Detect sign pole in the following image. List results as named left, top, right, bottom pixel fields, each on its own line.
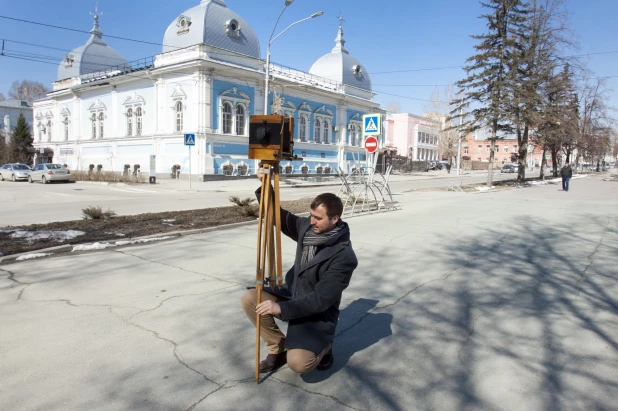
left=189, top=145, right=192, bottom=190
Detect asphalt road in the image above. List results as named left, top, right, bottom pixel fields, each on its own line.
left=0, top=169, right=538, bottom=226
left=1, top=174, right=616, bottom=410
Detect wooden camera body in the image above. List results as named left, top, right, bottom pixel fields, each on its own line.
left=248, top=115, right=296, bottom=162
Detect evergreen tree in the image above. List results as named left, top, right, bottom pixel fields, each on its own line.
left=8, top=114, right=34, bottom=164
left=453, top=0, right=530, bottom=186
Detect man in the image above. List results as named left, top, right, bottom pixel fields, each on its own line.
left=241, top=167, right=358, bottom=374
left=561, top=161, right=573, bottom=191
left=446, top=162, right=452, bottom=174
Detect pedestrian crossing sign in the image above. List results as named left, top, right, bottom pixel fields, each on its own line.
left=184, top=134, right=196, bottom=146
left=362, top=114, right=381, bottom=135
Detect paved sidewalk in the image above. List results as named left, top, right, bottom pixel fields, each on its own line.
left=1, top=178, right=617, bottom=410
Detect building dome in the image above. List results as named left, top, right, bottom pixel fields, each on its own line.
left=309, top=23, right=371, bottom=92
left=57, top=12, right=129, bottom=81
left=162, top=0, right=260, bottom=58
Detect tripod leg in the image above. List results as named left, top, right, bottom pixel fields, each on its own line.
left=273, top=171, right=284, bottom=288
left=255, top=165, right=271, bottom=383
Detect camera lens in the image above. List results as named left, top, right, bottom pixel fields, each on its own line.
left=256, top=126, right=269, bottom=142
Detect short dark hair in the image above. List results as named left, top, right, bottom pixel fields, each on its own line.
left=311, top=193, right=343, bottom=219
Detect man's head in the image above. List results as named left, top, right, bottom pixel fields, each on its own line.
left=309, top=193, right=343, bottom=234
left=565, top=161, right=570, bottom=166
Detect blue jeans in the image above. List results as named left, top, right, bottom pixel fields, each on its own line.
left=562, top=176, right=571, bottom=191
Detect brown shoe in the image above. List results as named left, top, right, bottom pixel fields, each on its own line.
left=259, top=352, right=287, bottom=373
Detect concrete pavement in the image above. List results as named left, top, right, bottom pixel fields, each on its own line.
left=1, top=175, right=617, bottom=410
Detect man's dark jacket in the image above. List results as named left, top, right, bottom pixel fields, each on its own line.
left=255, top=188, right=358, bottom=354
left=561, top=165, right=573, bottom=178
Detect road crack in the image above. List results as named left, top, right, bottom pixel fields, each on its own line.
left=1, top=267, right=32, bottom=301
left=271, top=376, right=363, bottom=410
left=576, top=215, right=611, bottom=295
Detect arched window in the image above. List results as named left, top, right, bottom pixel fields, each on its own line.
left=136, top=107, right=142, bottom=136
left=354, top=125, right=361, bottom=146
left=176, top=102, right=183, bottom=132
left=91, top=113, right=97, bottom=138
left=64, top=116, right=69, bottom=141
left=300, top=116, right=307, bottom=142
left=235, top=104, right=245, bottom=135
left=222, top=102, right=232, bottom=134
left=323, top=120, right=329, bottom=144
left=127, top=108, right=133, bottom=136
left=47, top=120, right=52, bottom=142
left=314, top=119, right=321, bottom=143
left=98, top=112, right=105, bottom=138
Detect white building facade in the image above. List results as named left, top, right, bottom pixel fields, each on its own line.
left=0, top=100, right=33, bottom=144
left=33, top=0, right=384, bottom=175
left=384, top=113, right=441, bottom=160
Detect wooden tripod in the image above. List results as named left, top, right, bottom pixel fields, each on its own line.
left=255, top=162, right=284, bottom=383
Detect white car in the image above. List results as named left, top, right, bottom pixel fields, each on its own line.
left=0, top=163, right=32, bottom=181
left=28, top=163, right=71, bottom=184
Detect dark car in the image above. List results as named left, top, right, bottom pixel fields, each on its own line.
left=428, top=161, right=443, bottom=170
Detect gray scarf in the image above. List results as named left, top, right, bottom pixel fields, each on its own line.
left=300, top=224, right=344, bottom=268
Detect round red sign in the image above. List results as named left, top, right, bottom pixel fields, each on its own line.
left=364, top=136, right=379, bottom=153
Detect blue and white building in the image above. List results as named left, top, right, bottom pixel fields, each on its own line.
left=33, top=0, right=384, bottom=175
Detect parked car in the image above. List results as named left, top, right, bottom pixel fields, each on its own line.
left=501, top=164, right=519, bottom=173
left=28, top=163, right=71, bottom=183
left=428, top=161, right=443, bottom=170
left=0, top=163, right=32, bottom=182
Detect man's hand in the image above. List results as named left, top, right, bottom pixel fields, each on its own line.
left=256, top=300, right=281, bottom=317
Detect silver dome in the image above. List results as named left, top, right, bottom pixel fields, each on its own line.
left=162, top=0, right=260, bottom=59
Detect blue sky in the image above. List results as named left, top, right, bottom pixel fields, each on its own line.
left=0, top=0, right=616, bottom=115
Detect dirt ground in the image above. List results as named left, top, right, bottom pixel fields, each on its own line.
left=0, top=198, right=313, bottom=256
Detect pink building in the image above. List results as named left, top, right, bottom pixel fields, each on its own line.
left=384, top=113, right=441, bottom=160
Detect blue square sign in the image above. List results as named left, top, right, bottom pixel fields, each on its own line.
left=184, top=134, right=196, bottom=146
left=362, top=114, right=381, bottom=135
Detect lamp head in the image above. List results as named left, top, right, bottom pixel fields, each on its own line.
left=285, top=0, right=294, bottom=6
left=311, top=11, right=324, bottom=18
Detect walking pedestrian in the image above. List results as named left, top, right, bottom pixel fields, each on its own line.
left=446, top=162, right=451, bottom=174
left=561, top=161, right=573, bottom=192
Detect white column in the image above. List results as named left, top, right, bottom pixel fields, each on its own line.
left=111, top=89, right=118, bottom=137
left=156, top=78, right=166, bottom=134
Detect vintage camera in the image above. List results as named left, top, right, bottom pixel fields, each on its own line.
left=248, top=114, right=297, bottom=162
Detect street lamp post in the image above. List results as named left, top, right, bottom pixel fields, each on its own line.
left=264, top=1, right=323, bottom=114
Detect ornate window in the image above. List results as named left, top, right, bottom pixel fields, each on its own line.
left=222, top=102, right=232, bottom=134
left=354, top=125, right=361, bottom=146
left=47, top=120, right=52, bottom=142
left=176, top=101, right=183, bottom=132
left=136, top=107, right=143, bottom=136
left=235, top=104, right=245, bottom=135
left=300, top=116, right=307, bottom=142
left=314, top=118, right=321, bottom=143
left=127, top=108, right=133, bottom=136
left=99, top=112, right=105, bottom=139
left=91, top=113, right=97, bottom=138
left=323, top=120, right=330, bottom=144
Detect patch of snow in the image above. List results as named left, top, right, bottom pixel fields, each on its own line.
left=72, top=242, right=116, bottom=252
left=11, top=230, right=85, bottom=243
left=16, top=253, right=53, bottom=261
left=475, top=186, right=495, bottom=192
left=162, top=219, right=176, bottom=223
left=115, top=236, right=173, bottom=246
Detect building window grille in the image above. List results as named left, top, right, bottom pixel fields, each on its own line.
left=63, top=117, right=69, bottom=141
left=47, top=120, right=52, bottom=142
left=314, top=119, right=321, bottom=143
left=92, top=113, right=97, bottom=138
left=176, top=102, right=183, bottom=132
left=323, top=120, right=329, bottom=144
left=235, top=104, right=245, bottom=135
left=99, top=112, right=105, bottom=138
left=136, top=107, right=143, bottom=136
left=222, top=102, right=232, bottom=134
left=300, top=116, right=307, bottom=142
left=127, top=108, right=133, bottom=136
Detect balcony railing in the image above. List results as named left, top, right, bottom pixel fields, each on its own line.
left=81, top=56, right=156, bottom=83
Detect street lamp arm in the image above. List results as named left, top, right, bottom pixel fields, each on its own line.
left=270, top=12, right=323, bottom=45
left=269, top=7, right=288, bottom=46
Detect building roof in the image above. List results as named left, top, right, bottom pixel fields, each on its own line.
left=309, top=22, right=372, bottom=93
left=0, top=99, right=32, bottom=109
left=57, top=11, right=129, bottom=81
left=161, top=0, right=260, bottom=58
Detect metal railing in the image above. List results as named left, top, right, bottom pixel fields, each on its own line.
left=81, top=56, right=156, bottom=83
left=269, top=62, right=341, bottom=92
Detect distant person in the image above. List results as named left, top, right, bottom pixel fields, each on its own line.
left=561, top=161, right=573, bottom=192
left=446, top=162, right=452, bottom=174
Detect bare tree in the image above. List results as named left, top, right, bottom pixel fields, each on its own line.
left=8, top=80, right=50, bottom=102
left=424, top=85, right=461, bottom=163
left=0, top=92, right=5, bottom=102
left=578, top=77, right=616, bottom=169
